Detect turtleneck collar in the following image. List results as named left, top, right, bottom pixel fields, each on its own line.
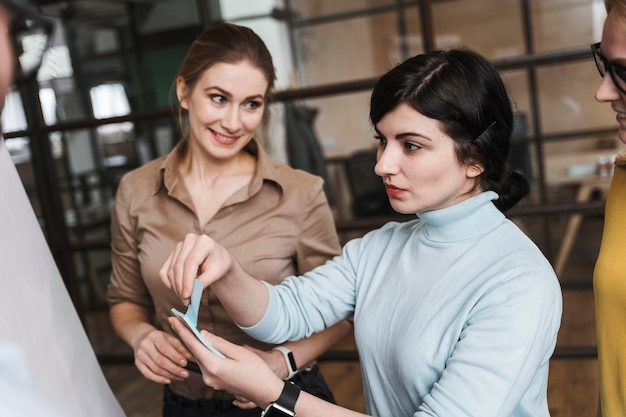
left=416, top=191, right=505, bottom=243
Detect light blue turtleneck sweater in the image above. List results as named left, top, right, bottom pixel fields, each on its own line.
left=245, top=192, right=562, bottom=417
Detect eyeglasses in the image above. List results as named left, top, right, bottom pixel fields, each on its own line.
left=8, top=7, right=55, bottom=82
left=591, top=42, right=626, bottom=95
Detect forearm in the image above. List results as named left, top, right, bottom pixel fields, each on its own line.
left=110, top=302, right=156, bottom=350
left=258, top=383, right=368, bottom=417
left=292, top=390, right=368, bottom=417
left=211, top=260, right=270, bottom=327
left=251, top=370, right=367, bottom=417
left=161, top=233, right=272, bottom=326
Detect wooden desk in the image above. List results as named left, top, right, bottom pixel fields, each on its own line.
left=544, top=149, right=616, bottom=277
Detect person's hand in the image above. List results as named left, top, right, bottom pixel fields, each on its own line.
left=168, top=316, right=284, bottom=409
left=159, top=233, right=235, bottom=305
left=231, top=395, right=258, bottom=410
left=228, top=346, right=288, bottom=409
left=244, top=345, right=290, bottom=380
left=131, top=327, right=193, bottom=384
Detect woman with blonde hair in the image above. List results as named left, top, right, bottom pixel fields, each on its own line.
left=106, top=22, right=349, bottom=417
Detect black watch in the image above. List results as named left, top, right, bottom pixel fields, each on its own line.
left=261, top=381, right=301, bottom=417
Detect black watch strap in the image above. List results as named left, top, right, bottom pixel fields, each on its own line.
left=277, top=381, right=300, bottom=412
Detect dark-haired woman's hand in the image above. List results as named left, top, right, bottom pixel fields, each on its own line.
left=159, top=233, right=235, bottom=305
left=168, top=316, right=284, bottom=409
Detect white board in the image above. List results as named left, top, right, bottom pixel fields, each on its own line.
left=0, top=139, right=125, bottom=417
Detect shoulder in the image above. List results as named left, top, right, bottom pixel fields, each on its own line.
left=270, top=159, right=325, bottom=195
left=118, top=157, right=165, bottom=189
left=366, top=219, right=422, bottom=239
left=469, top=225, right=562, bottom=330
left=492, top=220, right=555, bottom=270
left=486, top=221, right=561, bottom=299
left=254, top=143, right=325, bottom=195
left=115, top=156, right=166, bottom=204
left=345, top=219, right=421, bottom=254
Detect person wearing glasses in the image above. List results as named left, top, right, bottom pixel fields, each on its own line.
left=591, top=1, right=626, bottom=416
left=1, top=1, right=125, bottom=416
left=160, top=48, right=562, bottom=417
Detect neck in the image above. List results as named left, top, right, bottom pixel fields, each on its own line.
left=179, top=145, right=254, bottom=186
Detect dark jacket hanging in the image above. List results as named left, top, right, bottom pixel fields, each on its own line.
left=284, top=102, right=335, bottom=206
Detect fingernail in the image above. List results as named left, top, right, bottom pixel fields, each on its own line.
left=181, top=371, right=189, bottom=378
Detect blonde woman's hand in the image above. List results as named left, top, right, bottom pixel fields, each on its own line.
left=132, top=327, right=193, bottom=384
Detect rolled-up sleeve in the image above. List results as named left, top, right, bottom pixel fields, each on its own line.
left=295, top=176, right=341, bottom=274
left=106, top=175, right=153, bottom=309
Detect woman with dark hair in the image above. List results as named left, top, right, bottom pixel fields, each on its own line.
left=369, top=48, right=529, bottom=213
left=161, top=48, right=562, bottom=417
left=106, top=22, right=349, bottom=417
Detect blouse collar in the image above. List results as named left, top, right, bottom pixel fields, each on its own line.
left=155, top=138, right=285, bottom=201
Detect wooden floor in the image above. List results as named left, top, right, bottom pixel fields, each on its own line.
left=90, top=210, right=602, bottom=417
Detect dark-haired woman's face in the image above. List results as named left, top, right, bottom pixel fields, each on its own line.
left=373, top=103, right=483, bottom=214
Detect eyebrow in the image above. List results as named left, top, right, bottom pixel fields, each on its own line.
left=396, top=132, right=432, bottom=141
left=375, top=128, right=433, bottom=141
left=597, top=47, right=626, bottom=70
left=207, top=86, right=265, bottom=102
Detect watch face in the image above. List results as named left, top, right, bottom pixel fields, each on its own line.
left=286, top=352, right=297, bottom=372
left=262, top=404, right=294, bottom=417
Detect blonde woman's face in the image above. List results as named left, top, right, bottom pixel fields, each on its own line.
left=176, top=60, right=268, bottom=160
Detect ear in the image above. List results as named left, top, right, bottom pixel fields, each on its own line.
left=176, top=76, right=189, bottom=110
left=465, top=162, right=484, bottom=179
